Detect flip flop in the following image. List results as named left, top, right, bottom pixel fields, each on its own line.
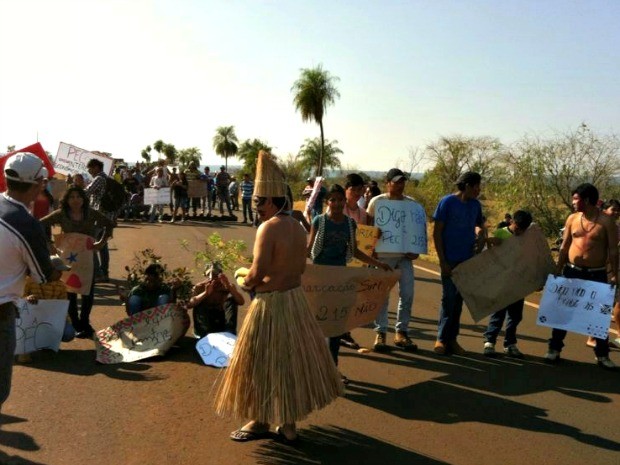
left=274, top=426, right=300, bottom=446
left=230, top=429, right=272, bottom=442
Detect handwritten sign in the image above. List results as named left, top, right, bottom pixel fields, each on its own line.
left=305, top=176, right=324, bottom=213
left=452, top=224, right=556, bottom=322
left=54, top=142, right=114, bottom=176
left=196, top=332, right=237, bottom=367
left=95, top=303, right=190, bottom=364
left=54, top=233, right=95, bottom=295
left=537, top=275, right=614, bottom=339
left=302, top=264, right=400, bottom=337
left=373, top=199, right=428, bottom=255
left=349, top=225, right=380, bottom=267
left=14, top=299, right=69, bottom=354
left=187, top=179, right=208, bottom=198
left=144, top=187, right=171, bottom=205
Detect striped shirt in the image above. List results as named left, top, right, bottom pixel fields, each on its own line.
left=240, top=180, right=254, bottom=199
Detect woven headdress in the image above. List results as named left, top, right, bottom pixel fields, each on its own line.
left=254, top=150, right=287, bottom=197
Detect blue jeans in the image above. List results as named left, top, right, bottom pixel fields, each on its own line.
left=374, top=257, right=414, bottom=334
left=127, top=294, right=170, bottom=316
left=484, top=299, right=524, bottom=347
left=437, top=262, right=464, bottom=343
left=242, top=198, right=253, bottom=222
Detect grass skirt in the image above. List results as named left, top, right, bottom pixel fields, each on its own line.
left=214, top=286, right=342, bottom=424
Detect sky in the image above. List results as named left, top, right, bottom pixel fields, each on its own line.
left=0, top=0, right=618, bottom=172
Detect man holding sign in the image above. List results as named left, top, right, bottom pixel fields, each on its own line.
left=544, top=183, right=618, bottom=369
left=367, top=168, right=424, bottom=352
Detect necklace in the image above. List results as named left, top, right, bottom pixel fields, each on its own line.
left=580, top=211, right=599, bottom=233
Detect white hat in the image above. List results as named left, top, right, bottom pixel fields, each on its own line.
left=50, top=255, right=71, bottom=271
left=4, top=153, right=45, bottom=184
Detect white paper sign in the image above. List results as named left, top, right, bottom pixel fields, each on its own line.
left=14, top=299, right=70, bottom=354
left=54, top=142, right=114, bottom=176
left=374, top=199, right=428, bottom=255
left=144, top=187, right=171, bottom=205
left=537, top=275, right=615, bottom=338
left=196, top=332, right=237, bottom=367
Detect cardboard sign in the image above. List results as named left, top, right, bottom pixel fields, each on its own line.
left=349, top=225, right=380, bottom=267
left=14, top=299, right=69, bottom=354
left=302, top=264, right=400, bottom=337
left=54, top=142, right=114, bottom=176
left=373, top=199, right=428, bottom=255
left=305, top=176, right=324, bottom=212
left=187, top=179, right=208, bottom=198
left=196, top=332, right=237, bottom=367
left=537, top=275, right=614, bottom=339
left=95, top=303, right=190, bottom=364
left=144, top=187, right=171, bottom=205
left=452, top=224, right=556, bottom=322
left=54, top=233, right=95, bottom=295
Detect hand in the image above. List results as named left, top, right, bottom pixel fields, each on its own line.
left=404, top=253, right=419, bottom=260
left=26, top=295, right=38, bottom=305
left=219, top=274, right=232, bottom=291
left=92, top=239, right=106, bottom=251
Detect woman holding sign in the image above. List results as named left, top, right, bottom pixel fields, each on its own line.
left=308, top=184, right=391, bottom=383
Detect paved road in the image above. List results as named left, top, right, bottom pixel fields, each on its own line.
left=2, top=219, right=619, bottom=465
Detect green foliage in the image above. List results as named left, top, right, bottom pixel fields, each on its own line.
left=213, top=126, right=239, bottom=170
left=163, top=143, right=177, bottom=164
left=187, top=233, right=251, bottom=274
left=177, top=147, right=202, bottom=170
left=297, top=138, right=342, bottom=176
left=237, top=138, right=272, bottom=176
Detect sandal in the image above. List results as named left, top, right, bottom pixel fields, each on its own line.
left=230, top=429, right=271, bottom=442
left=274, top=426, right=300, bottom=446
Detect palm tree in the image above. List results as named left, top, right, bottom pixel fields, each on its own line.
left=141, top=149, right=151, bottom=163
left=177, top=147, right=202, bottom=170
left=297, top=138, right=342, bottom=176
left=291, top=64, right=340, bottom=176
left=163, top=143, right=178, bottom=165
left=153, top=140, right=164, bottom=160
left=212, top=126, right=239, bottom=170
left=236, top=138, right=272, bottom=176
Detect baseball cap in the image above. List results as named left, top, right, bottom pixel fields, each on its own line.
left=4, top=153, right=45, bottom=184
left=386, top=168, right=407, bottom=182
left=51, top=255, right=71, bottom=271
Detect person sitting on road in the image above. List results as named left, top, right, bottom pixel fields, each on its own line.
left=125, top=264, right=175, bottom=316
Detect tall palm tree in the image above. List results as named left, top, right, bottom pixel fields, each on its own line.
left=153, top=140, right=164, bottom=160
left=177, top=147, right=202, bottom=170
left=212, top=126, right=239, bottom=170
left=236, top=138, right=272, bottom=176
left=163, top=143, right=178, bottom=164
left=297, top=138, right=342, bottom=176
left=291, top=64, right=340, bottom=176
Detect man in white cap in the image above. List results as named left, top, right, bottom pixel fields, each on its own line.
left=0, top=153, right=53, bottom=413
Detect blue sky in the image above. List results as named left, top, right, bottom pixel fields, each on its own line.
left=0, top=0, right=618, bottom=171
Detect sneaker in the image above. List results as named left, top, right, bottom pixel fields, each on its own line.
left=394, top=331, right=418, bottom=351
left=596, top=356, right=617, bottom=370
left=449, top=340, right=466, bottom=356
left=373, top=332, right=388, bottom=352
left=340, top=332, right=360, bottom=350
left=610, top=337, right=620, bottom=349
left=433, top=340, right=447, bottom=355
left=504, top=344, right=524, bottom=359
left=544, top=349, right=560, bottom=364
left=483, top=342, right=496, bottom=357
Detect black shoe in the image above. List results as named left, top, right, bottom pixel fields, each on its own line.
left=76, top=326, right=95, bottom=339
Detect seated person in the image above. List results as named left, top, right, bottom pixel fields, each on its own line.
left=126, top=264, right=174, bottom=315
left=186, top=263, right=244, bottom=338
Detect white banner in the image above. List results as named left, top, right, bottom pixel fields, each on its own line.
left=14, top=299, right=70, bottom=354
left=196, top=331, right=237, bottom=367
left=54, top=142, right=114, bottom=176
left=373, top=199, right=428, bottom=255
left=537, top=275, right=615, bottom=338
left=144, top=187, right=171, bottom=205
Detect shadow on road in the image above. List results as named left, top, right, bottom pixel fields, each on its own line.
left=252, top=425, right=449, bottom=465
left=0, top=414, right=43, bottom=464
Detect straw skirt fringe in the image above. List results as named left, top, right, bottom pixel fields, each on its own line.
left=214, top=287, right=343, bottom=424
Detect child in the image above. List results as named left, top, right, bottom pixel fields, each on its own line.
left=482, top=210, right=533, bottom=358
left=307, top=184, right=391, bottom=384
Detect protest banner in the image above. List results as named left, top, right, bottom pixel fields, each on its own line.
left=373, top=199, right=428, bottom=255
left=53, top=142, right=114, bottom=176
left=14, top=299, right=69, bottom=355
left=95, top=303, right=190, bottom=364
left=54, top=233, right=95, bottom=295
left=302, top=264, right=400, bottom=337
left=537, top=275, right=614, bottom=339
left=452, top=224, right=556, bottom=322
left=144, top=187, right=171, bottom=205
left=187, top=179, right=208, bottom=198
left=349, top=225, right=380, bottom=267
left=304, top=176, right=324, bottom=213
left=196, top=332, right=237, bottom=367
left=0, top=142, right=56, bottom=192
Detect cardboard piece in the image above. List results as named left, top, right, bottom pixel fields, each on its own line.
left=187, top=179, right=208, bottom=198
left=195, top=331, right=237, bottom=367
left=54, top=233, right=95, bottom=295
left=373, top=199, right=428, bottom=255
left=348, top=225, right=380, bottom=267
left=14, top=299, right=70, bottom=354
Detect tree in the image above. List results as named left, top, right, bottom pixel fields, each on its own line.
left=236, top=138, right=272, bottom=176
left=153, top=140, right=164, bottom=160
left=6, top=145, right=15, bottom=152
left=213, top=126, right=239, bottom=170
left=177, top=147, right=202, bottom=170
left=297, top=138, right=342, bottom=177
left=291, top=64, right=340, bottom=176
left=141, top=145, right=152, bottom=163
left=163, top=143, right=177, bottom=165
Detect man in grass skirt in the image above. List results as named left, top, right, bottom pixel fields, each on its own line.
left=215, top=151, right=342, bottom=444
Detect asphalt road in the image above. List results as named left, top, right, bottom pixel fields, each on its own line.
left=2, top=218, right=619, bottom=465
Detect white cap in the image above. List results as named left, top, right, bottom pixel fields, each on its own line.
left=4, top=153, right=45, bottom=184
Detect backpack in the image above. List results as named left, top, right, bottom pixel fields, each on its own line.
left=100, top=176, right=128, bottom=212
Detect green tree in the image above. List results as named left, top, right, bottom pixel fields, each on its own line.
left=163, top=143, right=178, bottom=164
left=291, top=64, right=340, bottom=176
left=153, top=140, right=164, bottom=160
left=141, top=145, right=152, bottom=163
left=236, top=138, right=272, bottom=176
left=6, top=145, right=15, bottom=152
left=177, top=147, right=202, bottom=170
left=213, top=126, right=239, bottom=170
left=297, top=138, right=342, bottom=177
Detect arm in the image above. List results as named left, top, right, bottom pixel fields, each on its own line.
left=353, top=247, right=392, bottom=271
left=556, top=216, right=573, bottom=274
left=220, top=274, right=245, bottom=305
left=307, top=222, right=318, bottom=258
left=433, top=220, right=451, bottom=276
left=242, top=223, right=274, bottom=289
left=605, top=218, right=618, bottom=284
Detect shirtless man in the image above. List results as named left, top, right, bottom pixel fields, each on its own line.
left=545, top=183, right=618, bottom=369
